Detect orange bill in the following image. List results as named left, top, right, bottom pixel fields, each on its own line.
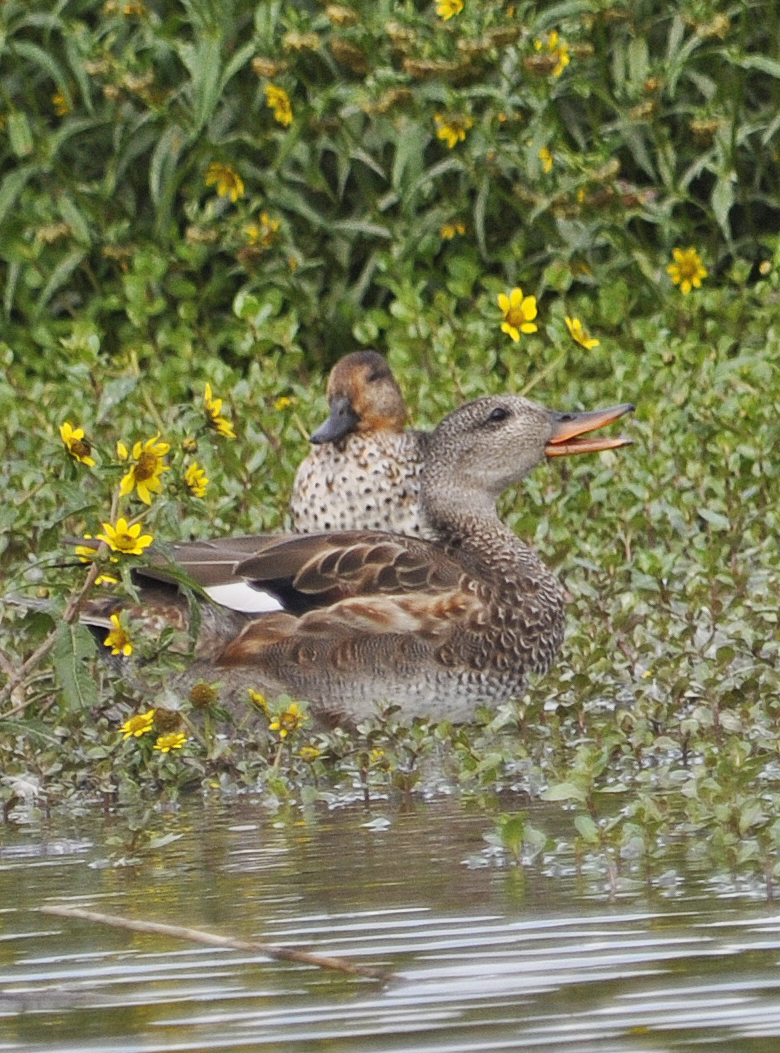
left=545, top=403, right=635, bottom=456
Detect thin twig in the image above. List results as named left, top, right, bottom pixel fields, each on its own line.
left=39, top=905, right=393, bottom=982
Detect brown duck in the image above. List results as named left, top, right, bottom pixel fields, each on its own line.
left=91, top=394, right=633, bottom=724
left=289, top=350, right=430, bottom=536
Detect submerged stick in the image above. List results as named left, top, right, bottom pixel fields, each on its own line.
left=39, top=904, right=392, bottom=981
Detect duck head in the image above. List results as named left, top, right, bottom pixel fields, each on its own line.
left=422, top=394, right=634, bottom=507
left=310, top=351, right=408, bottom=444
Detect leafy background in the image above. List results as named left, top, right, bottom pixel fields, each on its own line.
left=1, top=0, right=780, bottom=891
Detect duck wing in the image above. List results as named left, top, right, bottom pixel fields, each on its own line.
left=213, top=532, right=480, bottom=672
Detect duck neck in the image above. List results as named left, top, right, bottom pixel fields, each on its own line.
left=421, top=489, right=550, bottom=582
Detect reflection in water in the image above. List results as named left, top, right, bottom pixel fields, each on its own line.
left=3, top=797, right=780, bottom=1052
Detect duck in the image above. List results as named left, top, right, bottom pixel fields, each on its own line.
left=88, top=394, right=633, bottom=725
left=289, top=350, right=430, bottom=536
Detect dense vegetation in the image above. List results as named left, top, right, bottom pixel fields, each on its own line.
left=2, top=0, right=780, bottom=894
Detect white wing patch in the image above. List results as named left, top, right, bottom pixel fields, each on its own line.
left=203, top=583, right=284, bottom=614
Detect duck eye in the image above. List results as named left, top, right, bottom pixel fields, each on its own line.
left=487, top=406, right=510, bottom=423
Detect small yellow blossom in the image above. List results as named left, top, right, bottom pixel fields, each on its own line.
left=498, top=287, right=538, bottom=340
left=74, top=535, right=118, bottom=586
left=269, top=701, right=305, bottom=739
left=154, top=732, right=187, bottom=753
left=120, top=708, right=155, bottom=739
left=667, top=247, right=708, bottom=295
left=248, top=689, right=269, bottom=714
left=52, top=91, right=71, bottom=116
left=97, top=517, right=154, bottom=556
left=273, top=396, right=293, bottom=411
left=436, top=0, right=463, bottom=18
left=564, top=316, right=600, bottom=349
left=75, top=535, right=97, bottom=563
left=534, top=29, right=570, bottom=77
left=104, top=613, right=133, bottom=657
left=539, top=146, right=553, bottom=173
left=205, top=162, right=245, bottom=202
left=204, top=383, right=236, bottom=438
left=60, top=422, right=96, bottom=467
left=245, top=212, right=280, bottom=247
left=119, top=435, right=170, bottom=505
left=440, top=221, right=465, bottom=239
left=185, top=461, right=209, bottom=498
left=265, top=83, right=293, bottom=126
left=299, top=745, right=321, bottom=762
left=435, top=113, right=473, bottom=149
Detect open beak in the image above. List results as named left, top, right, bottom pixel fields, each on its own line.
left=545, top=403, right=635, bottom=456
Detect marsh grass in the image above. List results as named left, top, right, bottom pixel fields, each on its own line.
left=1, top=0, right=780, bottom=895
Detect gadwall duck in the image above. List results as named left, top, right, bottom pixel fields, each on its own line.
left=90, top=395, right=633, bottom=725
left=289, top=351, right=430, bottom=536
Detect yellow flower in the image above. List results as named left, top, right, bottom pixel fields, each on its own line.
left=498, top=288, right=538, bottom=340
left=74, top=535, right=117, bottom=586
left=119, top=435, right=170, bottom=505
left=273, top=396, right=292, bottom=411
left=265, top=83, right=293, bottom=126
left=299, top=745, right=321, bottom=762
left=205, top=162, right=244, bottom=202
left=204, top=382, right=236, bottom=438
left=440, top=221, right=465, bottom=239
left=104, top=613, right=133, bottom=657
left=60, top=422, right=96, bottom=467
left=269, top=701, right=305, bottom=739
left=435, top=113, right=473, bottom=149
left=248, top=689, right=269, bottom=714
left=154, top=732, right=187, bottom=753
left=75, top=535, right=96, bottom=563
left=564, top=316, right=600, bottom=350
left=120, top=708, right=155, bottom=739
left=52, top=91, right=70, bottom=116
left=539, top=146, right=553, bottom=173
left=667, top=247, right=708, bottom=295
left=534, top=29, right=570, bottom=77
left=245, top=212, right=280, bottom=247
left=97, top=517, right=154, bottom=555
left=185, top=461, right=209, bottom=498
left=436, top=0, right=463, bottom=18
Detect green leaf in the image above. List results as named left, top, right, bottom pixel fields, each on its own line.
left=736, top=54, right=780, bottom=79
left=149, top=124, right=186, bottom=213
left=711, top=173, right=735, bottom=237
left=38, top=249, right=86, bottom=310
left=542, top=781, right=586, bottom=803
left=57, top=195, right=91, bottom=246
left=698, top=507, right=730, bottom=530
left=7, top=111, right=33, bottom=158
left=574, top=815, right=600, bottom=843
left=12, top=39, right=67, bottom=88
left=52, top=622, right=98, bottom=712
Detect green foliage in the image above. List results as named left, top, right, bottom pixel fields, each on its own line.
left=1, top=0, right=780, bottom=896
left=1, top=0, right=778, bottom=370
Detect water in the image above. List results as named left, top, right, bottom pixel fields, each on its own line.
left=3, top=796, right=780, bottom=1052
